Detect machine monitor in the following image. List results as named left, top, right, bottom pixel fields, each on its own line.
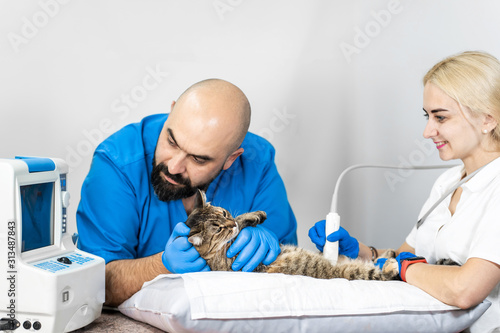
left=21, top=182, right=55, bottom=252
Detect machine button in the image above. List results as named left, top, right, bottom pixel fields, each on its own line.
left=23, top=321, right=31, bottom=329
left=57, top=257, right=72, bottom=265
left=61, top=191, right=70, bottom=208
left=33, top=321, right=42, bottom=330
left=62, top=290, right=70, bottom=302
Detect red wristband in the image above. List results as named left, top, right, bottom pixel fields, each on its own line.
left=400, top=257, right=427, bottom=282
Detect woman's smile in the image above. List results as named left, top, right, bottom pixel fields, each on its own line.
left=434, top=141, right=448, bottom=149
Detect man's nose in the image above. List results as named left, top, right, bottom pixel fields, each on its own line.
left=167, top=152, right=187, bottom=175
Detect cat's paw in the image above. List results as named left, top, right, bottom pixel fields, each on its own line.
left=245, top=211, right=266, bottom=224
left=253, top=211, right=267, bottom=222
left=379, top=249, right=397, bottom=259
left=235, top=211, right=267, bottom=228
left=381, top=258, right=400, bottom=280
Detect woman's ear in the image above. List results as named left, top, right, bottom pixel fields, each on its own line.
left=483, top=113, right=498, bottom=132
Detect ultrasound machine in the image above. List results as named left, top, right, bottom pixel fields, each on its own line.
left=0, top=157, right=105, bottom=332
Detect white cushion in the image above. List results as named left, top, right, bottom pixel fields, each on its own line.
left=118, top=271, right=489, bottom=333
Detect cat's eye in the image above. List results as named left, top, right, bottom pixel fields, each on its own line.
left=222, top=210, right=228, bottom=217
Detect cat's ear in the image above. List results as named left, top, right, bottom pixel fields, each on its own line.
left=188, top=234, right=203, bottom=246
left=186, top=191, right=206, bottom=226
left=194, top=189, right=207, bottom=210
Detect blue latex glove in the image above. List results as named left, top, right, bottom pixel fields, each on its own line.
left=308, top=220, right=359, bottom=259
left=374, top=252, right=416, bottom=278
left=308, top=220, right=327, bottom=252
left=162, top=222, right=211, bottom=274
left=226, top=225, right=281, bottom=272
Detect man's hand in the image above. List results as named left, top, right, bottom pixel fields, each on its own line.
left=308, top=220, right=359, bottom=259
left=226, top=225, right=280, bottom=272
left=162, top=222, right=211, bottom=274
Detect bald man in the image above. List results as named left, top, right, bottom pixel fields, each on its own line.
left=76, top=79, right=297, bottom=306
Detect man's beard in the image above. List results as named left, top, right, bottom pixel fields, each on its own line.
left=151, top=156, right=218, bottom=202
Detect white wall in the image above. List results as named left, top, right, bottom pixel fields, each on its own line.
left=1, top=0, right=499, bottom=251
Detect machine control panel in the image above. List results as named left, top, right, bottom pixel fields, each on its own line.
left=32, top=252, right=96, bottom=274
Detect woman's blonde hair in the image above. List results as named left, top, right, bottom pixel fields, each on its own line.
left=423, top=51, right=500, bottom=142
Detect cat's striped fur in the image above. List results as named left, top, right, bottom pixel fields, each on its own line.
left=186, top=190, right=400, bottom=281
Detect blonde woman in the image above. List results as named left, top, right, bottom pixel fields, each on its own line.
left=310, top=51, right=500, bottom=332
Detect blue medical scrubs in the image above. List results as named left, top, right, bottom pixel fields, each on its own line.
left=76, top=113, right=297, bottom=264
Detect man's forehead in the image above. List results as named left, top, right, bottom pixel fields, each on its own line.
left=165, top=124, right=225, bottom=161
left=168, top=103, right=237, bottom=140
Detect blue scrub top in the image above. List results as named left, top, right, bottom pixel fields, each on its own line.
left=76, top=113, right=298, bottom=264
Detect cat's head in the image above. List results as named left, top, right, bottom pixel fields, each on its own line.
left=185, top=190, right=239, bottom=257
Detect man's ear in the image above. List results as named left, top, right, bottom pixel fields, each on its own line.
left=223, top=148, right=244, bottom=170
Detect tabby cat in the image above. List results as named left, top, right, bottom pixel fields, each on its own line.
left=185, top=190, right=400, bottom=281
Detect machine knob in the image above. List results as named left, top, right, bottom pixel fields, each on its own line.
left=57, top=257, right=72, bottom=265
left=61, top=191, right=70, bottom=208
left=33, top=321, right=42, bottom=330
